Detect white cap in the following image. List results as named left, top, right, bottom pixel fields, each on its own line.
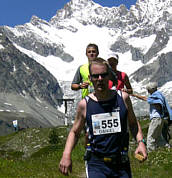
left=146, top=82, right=158, bottom=91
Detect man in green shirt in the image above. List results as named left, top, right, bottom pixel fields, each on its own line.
left=71, top=43, right=99, bottom=98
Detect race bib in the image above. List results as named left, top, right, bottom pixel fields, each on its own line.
left=91, top=112, right=121, bottom=135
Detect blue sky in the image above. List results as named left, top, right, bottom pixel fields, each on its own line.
left=0, top=0, right=137, bottom=27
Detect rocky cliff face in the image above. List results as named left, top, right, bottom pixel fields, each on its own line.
left=131, top=52, right=172, bottom=87
left=0, top=28, right=63, bottom=107
left=0, top=28, right=65, bottom=135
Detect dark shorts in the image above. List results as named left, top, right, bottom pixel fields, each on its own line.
left=85, top=153, right=132, bottom=178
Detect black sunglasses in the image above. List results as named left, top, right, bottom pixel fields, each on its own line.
left=91, top=72, right=109, bottom=79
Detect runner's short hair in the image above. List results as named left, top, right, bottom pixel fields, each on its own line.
left=89, top=57, right=109, bottom=75
left=86, top=43, right=99, bottom=55
left=89, top=57, right=117, bottom=85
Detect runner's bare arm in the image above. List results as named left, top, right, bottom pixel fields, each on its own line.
left=123, top=74, right=133, bottom=94
left=59, top=99, right=86, bottom=175
left=71, top=83, right=81, bottom=90
left=122, top=92, right=147, bottom=160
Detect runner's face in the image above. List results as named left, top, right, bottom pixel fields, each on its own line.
left=86, top=47, right=98, bottom=62
left=90, top=64, right=109, bottom=91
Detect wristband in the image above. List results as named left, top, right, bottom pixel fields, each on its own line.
left=78, top=84, right=81, bottom=89
left=138, top=139, right=146, bottom=145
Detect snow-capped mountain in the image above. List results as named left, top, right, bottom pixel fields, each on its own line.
left=1, top=0, right=172, bottom=119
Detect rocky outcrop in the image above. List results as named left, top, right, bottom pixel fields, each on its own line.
left=0, top=28, right=65, bottom=134
left=130, top=52, right=172, bottom=87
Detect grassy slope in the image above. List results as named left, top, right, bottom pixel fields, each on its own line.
left=0, top=120, right=171, bottom=178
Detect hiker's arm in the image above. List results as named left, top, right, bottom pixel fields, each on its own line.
left=122, top=74, right=133, bottom=94
left=123, top=92, right=147, bottom=161
left=130, top=93, right=147, bottom=101
left=59, top=99, right=86, bottom=175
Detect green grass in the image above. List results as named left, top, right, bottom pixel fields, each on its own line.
left=129, top=146, right=172, bottom=178
left=0, top=120, right=171, bottom=177
left=0, top=126, right=86, bottom=178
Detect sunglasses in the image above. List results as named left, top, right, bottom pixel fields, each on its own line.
left=90, top=72, right=109, bottom=79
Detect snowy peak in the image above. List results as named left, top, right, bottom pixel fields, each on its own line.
left=131, top=0, right=172, bottom=27
left=50, top=0, right=127, bottom=29
left=30, top=15, right=51, bottom=27
left=50, top=0, right=172, bottom=32
left=50, top=0, right=96, bottom=21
